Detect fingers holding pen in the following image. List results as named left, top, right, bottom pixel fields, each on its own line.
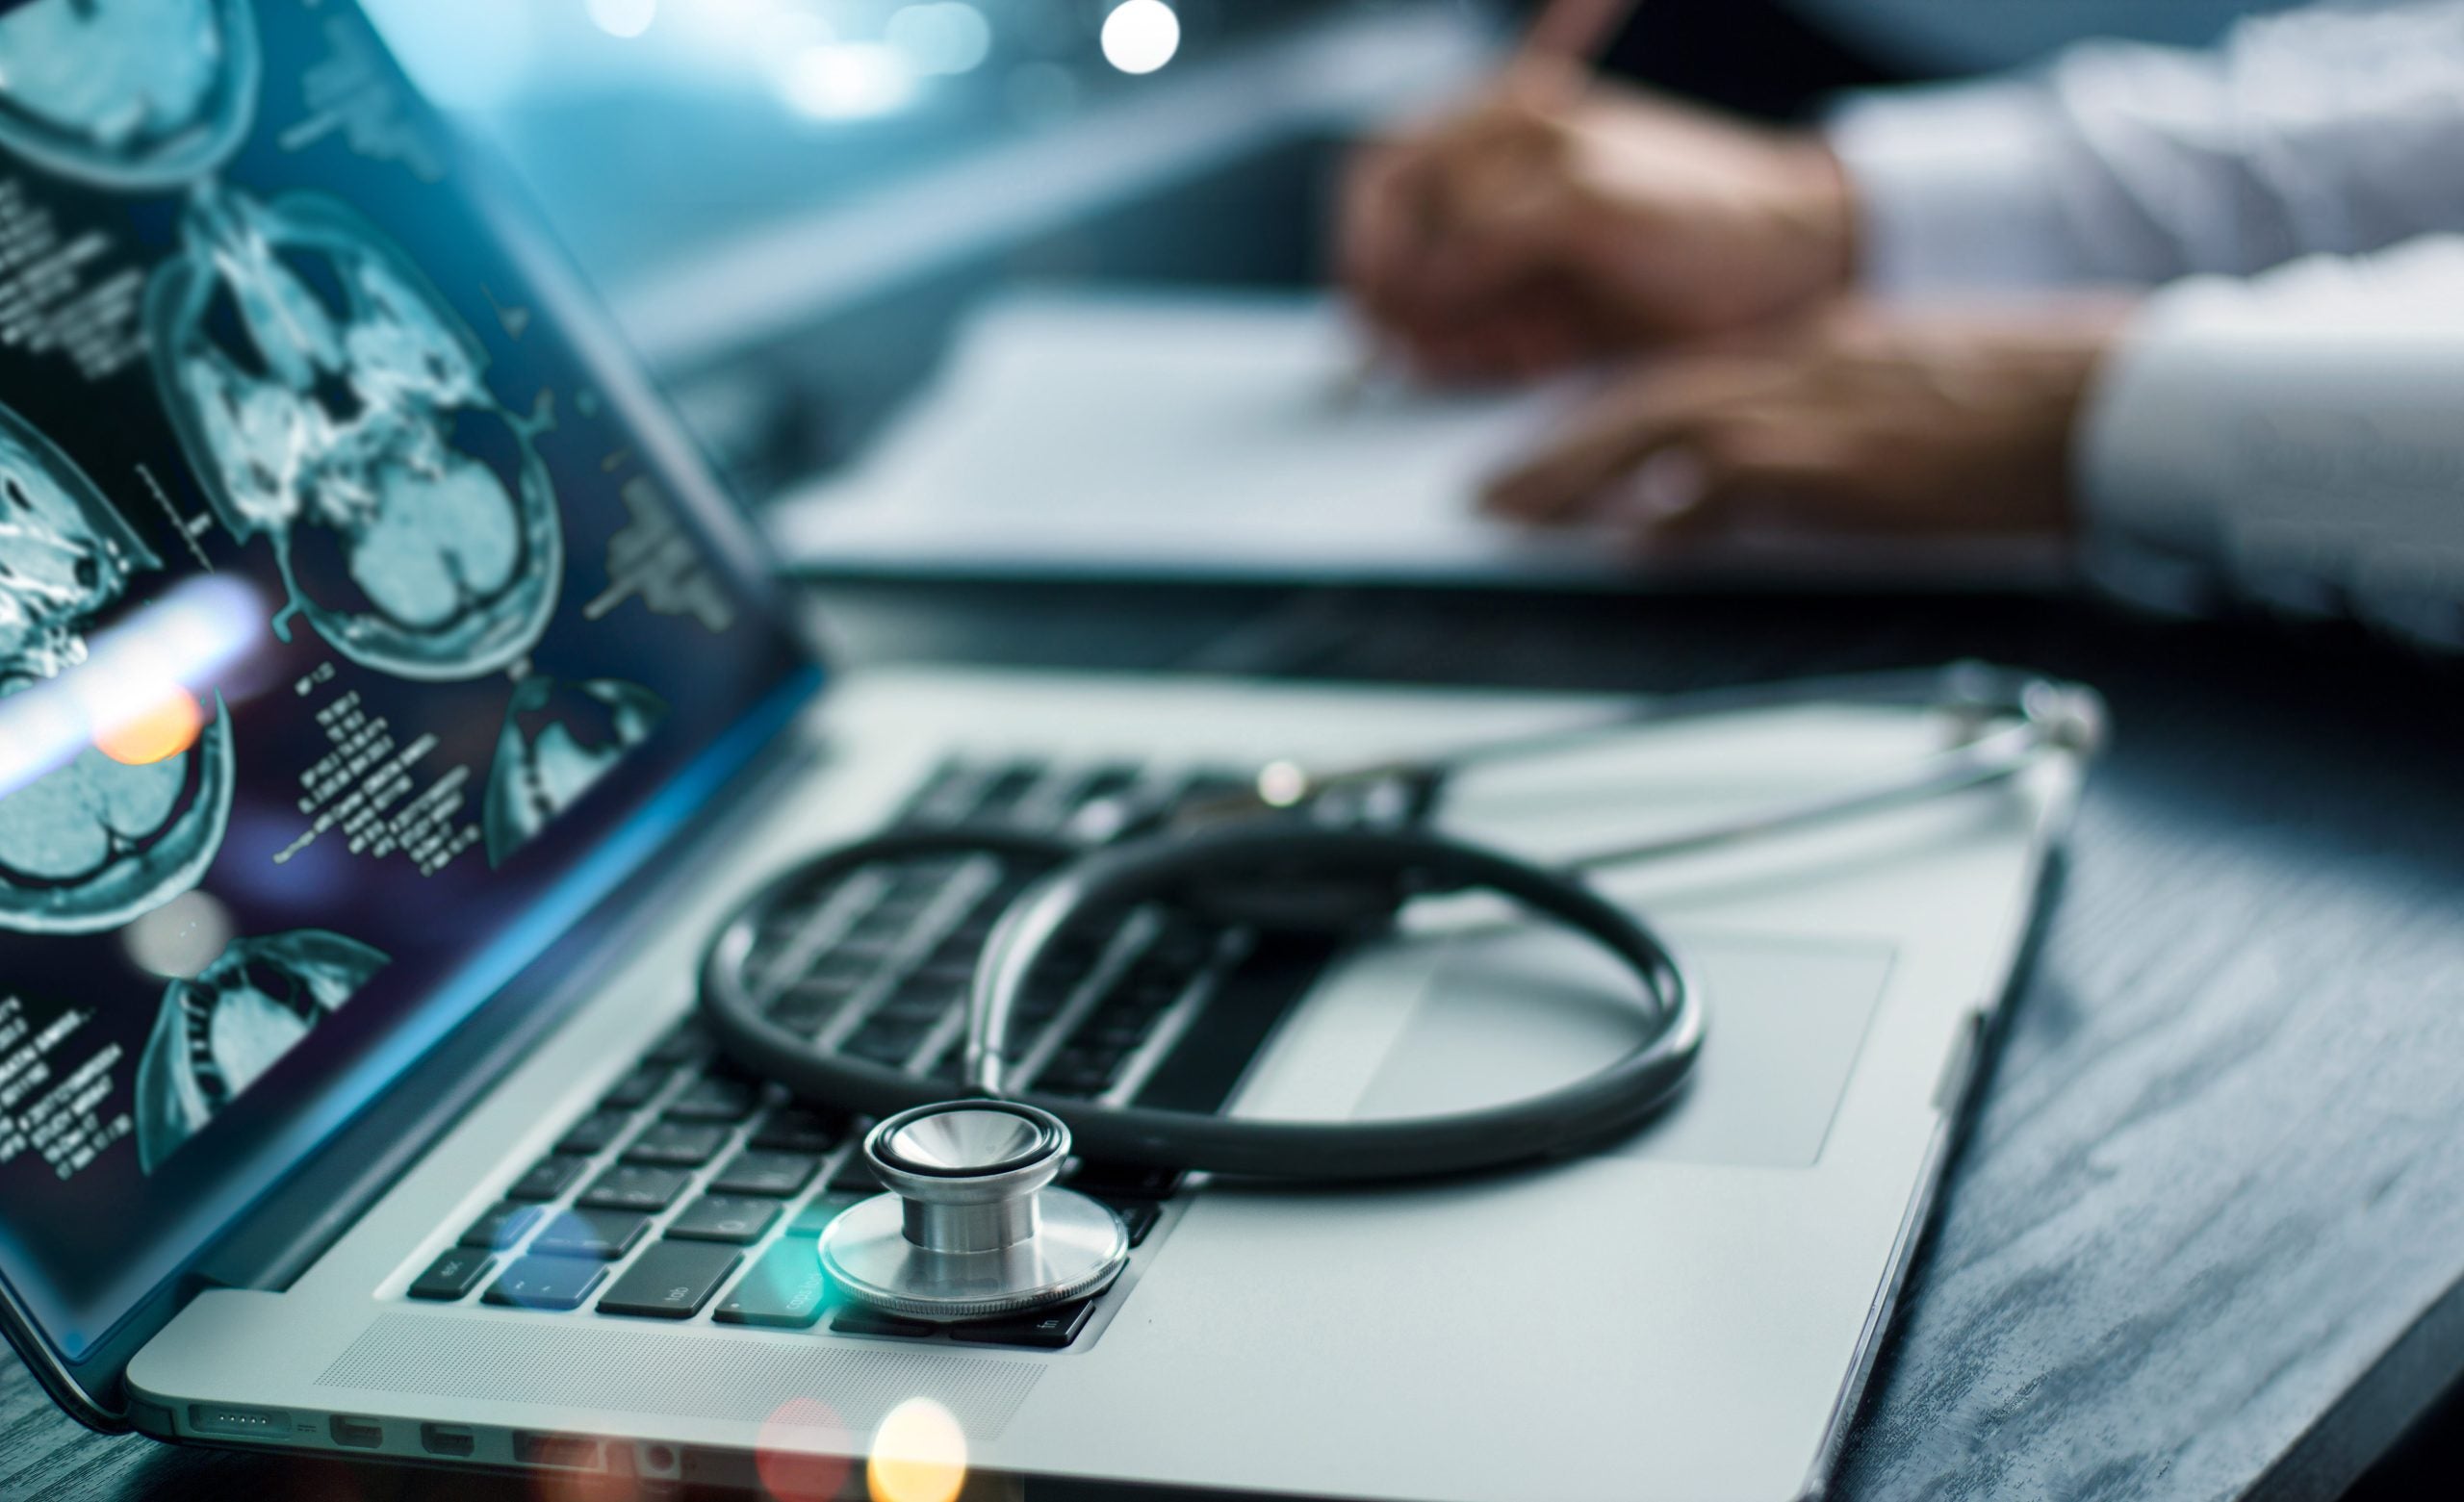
left=1337, top=95, right=1589, bottom=369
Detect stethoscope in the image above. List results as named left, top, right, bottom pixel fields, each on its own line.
left=701, top=663, right=2105, bottom=1323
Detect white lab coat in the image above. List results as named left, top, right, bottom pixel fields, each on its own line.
left=1826, top=0, right=2464, bottom=644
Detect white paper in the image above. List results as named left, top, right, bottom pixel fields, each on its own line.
left=767, top=287, right=2071, bottom=590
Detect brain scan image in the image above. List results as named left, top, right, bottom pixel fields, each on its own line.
left=0, top=402, right=235, bottom=934
left=0, top=0, right=259, bottom=189
left=148, top=185, right=563, bottom=682
left=484, top=675, right=667, bottom=868
left=134, top=928, right=388, bottom=1171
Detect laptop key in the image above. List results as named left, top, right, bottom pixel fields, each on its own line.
left=1033, top=1052, right=1120, bottom=1098
left=484, top=1256, right=607, bottom=1311
left=952, top=1300, right=1095, bottom=1350
left=769, top=996, right=839, bottom=1039
left=507, top=1155, right=589, bottom=1202
left=598, top=1240, right=741, bottom=1320
left=409, top=1249, right=494, bottom=1301
left=1116, top=1202, right=1163, bottom=1248
left=827, top=1157, right=882, bottom=1195
left=873, top=986, right=958, bottom=1027
left=667, top=1075, right=760, bottom=1123
left=1069, top=1161, right=1185, bottom=1201
left=833, top=1307, right=936, bottom=1339
left=782, top=973, right=868, bottom=1011
left=710, top=1151, right=819, bottom=1198
left=1070, top=1011, right=1153, bottom=1053
left=531, top=1209, right=653, bottom=1260
left=578, top=1164, right=694, bottom=1213
left=797, top=955, right=886, bottom=997
left=750, top=1107, right=846, bottom=1155
left=785, top=1193, right=865, bottom=1237
left=670, top=1195, right=782, bottom=1244
left=714, top=1242, right=830, bottom=1329
left=624, top=1120, right=732, bottom=1167
left=601, top=1067, right=669, bottom=1110
left=645, top=1021, right=712, bottom=1067
left=557, top=1110, right=634, bottom=1157
left=459, top=1202, right=544, bottom=1252
left=843, top=1023, right=929, bottom=1066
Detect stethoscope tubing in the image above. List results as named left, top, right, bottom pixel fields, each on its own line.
left=704, top=824, right=1705, bottom=1181
left=700, top=665, right=2103, bottom=1184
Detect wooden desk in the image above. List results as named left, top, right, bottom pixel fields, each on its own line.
left=9, top=582, right=2461, bottom=1501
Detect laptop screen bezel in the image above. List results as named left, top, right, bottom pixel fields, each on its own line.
left=0, top=64, right=830, bottom=1427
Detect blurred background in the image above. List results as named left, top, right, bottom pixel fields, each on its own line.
left=356, top=0, right=2314, bottom=520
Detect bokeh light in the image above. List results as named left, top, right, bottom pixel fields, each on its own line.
left=535, top=1461, right=646, bottom=1502
left=123, top=891, right=237, bottom=980
left=781, top=42, right=917, bottom=119
left=93, top=684, right=205, bottom=766
left=1099, top=0, right=1179, bottom=74
left=588, top=0, right=659, bottom=39
left=1, top=576, right=261, bottom=802
left=867, top=1397, right=967, bottom=1502
left=886, top=3, right=992, bottom=77
left=757, top=1397, right=855, bottom=1502
left=757, top=4, right=834, bottom=58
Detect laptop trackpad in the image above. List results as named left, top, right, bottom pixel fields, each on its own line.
left=1351, top=926, right=1894, bottom=1167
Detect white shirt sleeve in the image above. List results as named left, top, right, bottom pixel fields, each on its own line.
left=2074, top=236, right=2464, bottom=647
left=1826, top=0, right=2464, bottom=296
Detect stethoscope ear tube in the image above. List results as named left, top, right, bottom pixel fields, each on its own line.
left=703, top=823, right=1704, bottom=1182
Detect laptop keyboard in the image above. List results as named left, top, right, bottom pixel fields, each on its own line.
left=404, top=755, right=1338, bottom=1349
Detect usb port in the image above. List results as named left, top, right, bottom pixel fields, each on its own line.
left=421, top=1424, right=476, bottom=1458
left=514, top=1432, right=602, bottom=1469
left=328, top=1414, right=383, bottom=1450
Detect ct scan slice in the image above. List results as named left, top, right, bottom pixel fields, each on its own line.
left=0, top=401, right=235, bottom=935
left=133, top=928, right=391, bottom=1171
left=483, top=675, right=668, bottom=867
left=147, top=185, right=564, bottom=683
left=0, top=0, right=260, bottom=189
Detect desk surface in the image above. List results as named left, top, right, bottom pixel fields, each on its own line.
left=8, top=581, right=2462, bottom=1501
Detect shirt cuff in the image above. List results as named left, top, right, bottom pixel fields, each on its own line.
left=1825, top=79, right=2090, bottom=299
left=2075, top=243, right=2464, bottom=647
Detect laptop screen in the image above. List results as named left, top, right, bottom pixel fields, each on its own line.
left=0, top=0, right=814, bottom=1359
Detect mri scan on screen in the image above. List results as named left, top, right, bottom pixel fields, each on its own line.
left=133, top=927, right=390, bottom=1171
left=0, top=401, right=235, bottom=936
left=147, top=184, right=564, bottom=682
left=483, top=675, right=668, bottom=867
left=0, top=0, right=259, bottom=189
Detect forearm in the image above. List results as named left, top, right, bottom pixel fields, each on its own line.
left=1827, top=0, right=2464, bottom=296
left=2075, top=236, right=2464, bottom=648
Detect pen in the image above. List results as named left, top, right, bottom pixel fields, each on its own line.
left=1334, top=0, right=1644, bottom=405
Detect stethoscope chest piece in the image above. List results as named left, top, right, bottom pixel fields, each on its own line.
left=818, top=1100, right=1129, bottom=1322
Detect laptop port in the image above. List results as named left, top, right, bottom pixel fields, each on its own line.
left=328, top=1414, right=384, bottom=1450
left=421, top=1424, right=476, bottom=1458
left=188, top=1405, right=291, bottom=1438
left=514, top=1432, right=603, bottom=1469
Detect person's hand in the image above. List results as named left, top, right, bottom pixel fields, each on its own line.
left=1482, top=301, right=2139, bottom=542
left=1338, top=69, right=1858, bottom=383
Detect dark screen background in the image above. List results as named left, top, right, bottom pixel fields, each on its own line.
left=0, top=0, right=810, bottom=1355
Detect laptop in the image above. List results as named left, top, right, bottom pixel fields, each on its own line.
left=0, top=6, right=2082, bottom=1499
